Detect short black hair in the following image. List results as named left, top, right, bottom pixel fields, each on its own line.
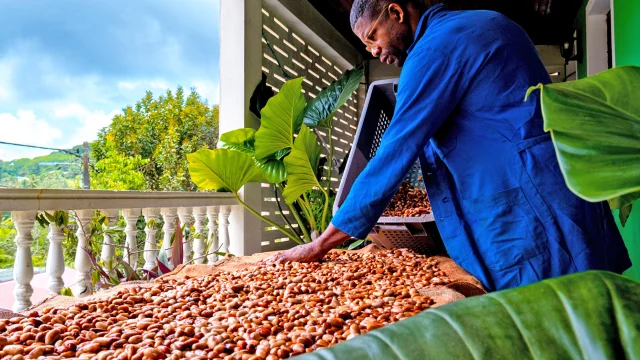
left=350, top=0, right=417, bottom=29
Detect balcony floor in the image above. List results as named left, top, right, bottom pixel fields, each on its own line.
left=0, top=268, right=77, bottom=311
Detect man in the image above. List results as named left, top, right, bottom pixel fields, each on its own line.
left=266, top=0, right=631, bottom=291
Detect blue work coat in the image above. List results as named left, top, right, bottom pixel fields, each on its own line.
left=332, top=4, right=631, bottom=291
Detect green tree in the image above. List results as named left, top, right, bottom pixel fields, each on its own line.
left=92, top=86, right=219, bottom=191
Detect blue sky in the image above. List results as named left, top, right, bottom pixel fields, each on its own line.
left=0, top=0, right=220, bottom=161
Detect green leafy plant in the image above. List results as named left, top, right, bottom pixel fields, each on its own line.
left=34, top=212, right=218, bottom=293
left=60, top=287, right=74, bottom=297
left=91, top=87, right=219, bottom=191
left=188, top=65, right=364, bottom=244
left=526, top=66, right=640, bottom=226
left=298, top=271, right=640, bottom=360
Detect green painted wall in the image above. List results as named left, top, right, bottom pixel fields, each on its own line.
left=614, top=205, right=640, bottom=281
left=614, top=0, right=640, bottom=67
left=613, top=0, right=640, bottom=281
left=572, top=0, right=638, bottom=280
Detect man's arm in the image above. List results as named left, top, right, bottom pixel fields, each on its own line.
left=267, top=48, right=470, bottom=263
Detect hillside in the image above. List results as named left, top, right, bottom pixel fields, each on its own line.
left=0, top=145, right=85, bottom=189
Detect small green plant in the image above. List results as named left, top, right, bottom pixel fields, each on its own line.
left=188, top=65, right=364, bottom=244
left=60, top=287, right=73, bottom=297
left=34, top=211, right=232, bottom=293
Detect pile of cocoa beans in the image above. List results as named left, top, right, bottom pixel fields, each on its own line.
left=382, top=181, right=432, bottom=218
left=0, top=249, right=449, bottom=360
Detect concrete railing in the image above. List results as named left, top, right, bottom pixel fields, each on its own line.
left=0, top=189, right=239, bottom=312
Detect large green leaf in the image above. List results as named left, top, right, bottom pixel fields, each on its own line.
left=609, top=191, right=640, bottom=226
left=525, top=66, right=640, bottom=208
left=217, top=128, right=286, bottom=183
left=255, top=78, right=306, bottom=159
left=303, top=64, right=364, bottom=128
left=282, top=125, right=323, bottom=204
left=187, top=148, right=262, bottom=193
left=217, top=128, right=256, bottom=155
left=259, top=159, right=287, bottom=184
left=299, top=271, right=640, bottom=360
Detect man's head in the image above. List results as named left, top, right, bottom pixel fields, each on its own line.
left=350, top=0, right=425, bottom=67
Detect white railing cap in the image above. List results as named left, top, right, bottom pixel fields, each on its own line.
left=0, top=189, right=238, bottom=212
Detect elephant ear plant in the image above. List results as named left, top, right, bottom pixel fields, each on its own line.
left=188, top=65, right=364, bottom=244
left=526, top=66, right=640, bottom=226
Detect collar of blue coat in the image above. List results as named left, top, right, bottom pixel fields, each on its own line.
left=407, top=3, right=448, bottom=55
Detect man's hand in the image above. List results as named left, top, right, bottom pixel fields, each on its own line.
left=261, top=224, right=351, bottom=264
left=262, top=242, right=326, bottom=264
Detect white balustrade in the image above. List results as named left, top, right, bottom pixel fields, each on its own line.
left=142, top=208, right=161, bottom=271
left=192, top=207, right=207, bottom=264
left=100, top=209, right=119, bottom=268
left=12, top=211, right=37, bottom=312
left=46, top=221, right=65, bottom=295
left=177, top=207, right=194, bottom=264
left=73, top=210, right=94, bottom=298
left=161, top=208, right=178, bottom=259
left=123, top=208, right=141, bottom=269
left=219, top=206, right=231, bottom=254
left=207, top=206, right=219, bottom=264
left=0, top=189, right=240, bottom=311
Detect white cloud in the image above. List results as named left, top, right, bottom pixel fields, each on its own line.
left=192, top=80, right=219, bottom=104
left=52, top=103, right=119, bottom=147
left=0, top=110, right=63, bottom=160
left=0, top=1, right=220, bottom=162
left=117, top=79, right=171, bottom=92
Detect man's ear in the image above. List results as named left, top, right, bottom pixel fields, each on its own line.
left=388, top=3, right=406, bottom=24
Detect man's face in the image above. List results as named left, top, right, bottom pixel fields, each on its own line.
left=353, top=5, right=413, bottom=67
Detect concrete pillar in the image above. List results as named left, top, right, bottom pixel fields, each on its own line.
left=219, top=0, right=264, bottom=256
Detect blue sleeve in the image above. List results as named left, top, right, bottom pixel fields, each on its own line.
left=331, top=48, right=469, bottom=239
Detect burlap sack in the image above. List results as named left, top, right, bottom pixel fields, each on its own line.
left=9, top=245, right=485, bottom=318
left=158, top=245, right=486, bottom=307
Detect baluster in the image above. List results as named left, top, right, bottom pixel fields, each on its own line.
left=142, top=208, right=161, bottom=271
left=219, top=206, right=231, bottom=254
left=122, top=209, right=141, bottom=269
left=178, top=208, right=193, bottom=264
left=207, top=206, right=219, bottom=264
left=46, top=220, right=65, bottom=295
left=73, top=210, right=94, bottom=298
left=12, top=211, right=37, bottom=312
left=99, top=209, right=119, bottom=271
left=161, top=208, right=178, bottom=259
left=192, top=207, right=207, bottom=264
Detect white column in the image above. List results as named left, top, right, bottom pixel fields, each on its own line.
left=178, top=207, right=193, bottom=264
left=46, top=221, right=65, bottom=295
left=99, top=209, right=119, bottom=268
left=220, top=0, right=264, bottom=256
left=161, top=208, right=178, bottom=258
left=122, top=209, right=141, bottom=269
left=73, top=210, right=94, bottom=298
left=219, top=206, right=232, bottom=254
left=586, top=0, right=612, bottom=76
left=12, top=211, right=37, bottom=312
left=142, top=208, right=161, bottom=271
left=192, top=207, right=207, bottom=264
left=207, top=206, right=219, bottom=264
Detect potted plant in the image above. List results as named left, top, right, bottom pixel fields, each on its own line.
left=187, top=65, right=364, bottom=244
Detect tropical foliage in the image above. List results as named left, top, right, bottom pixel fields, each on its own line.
left=92, top=86, right=219, bottom=191
left=188, top=65, right=364, bottom=244
left=526, top=66, right=640, bottom=226
left=0, top=147, right=84, bottom=189
left=299, top=271, right=640, bottom=360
